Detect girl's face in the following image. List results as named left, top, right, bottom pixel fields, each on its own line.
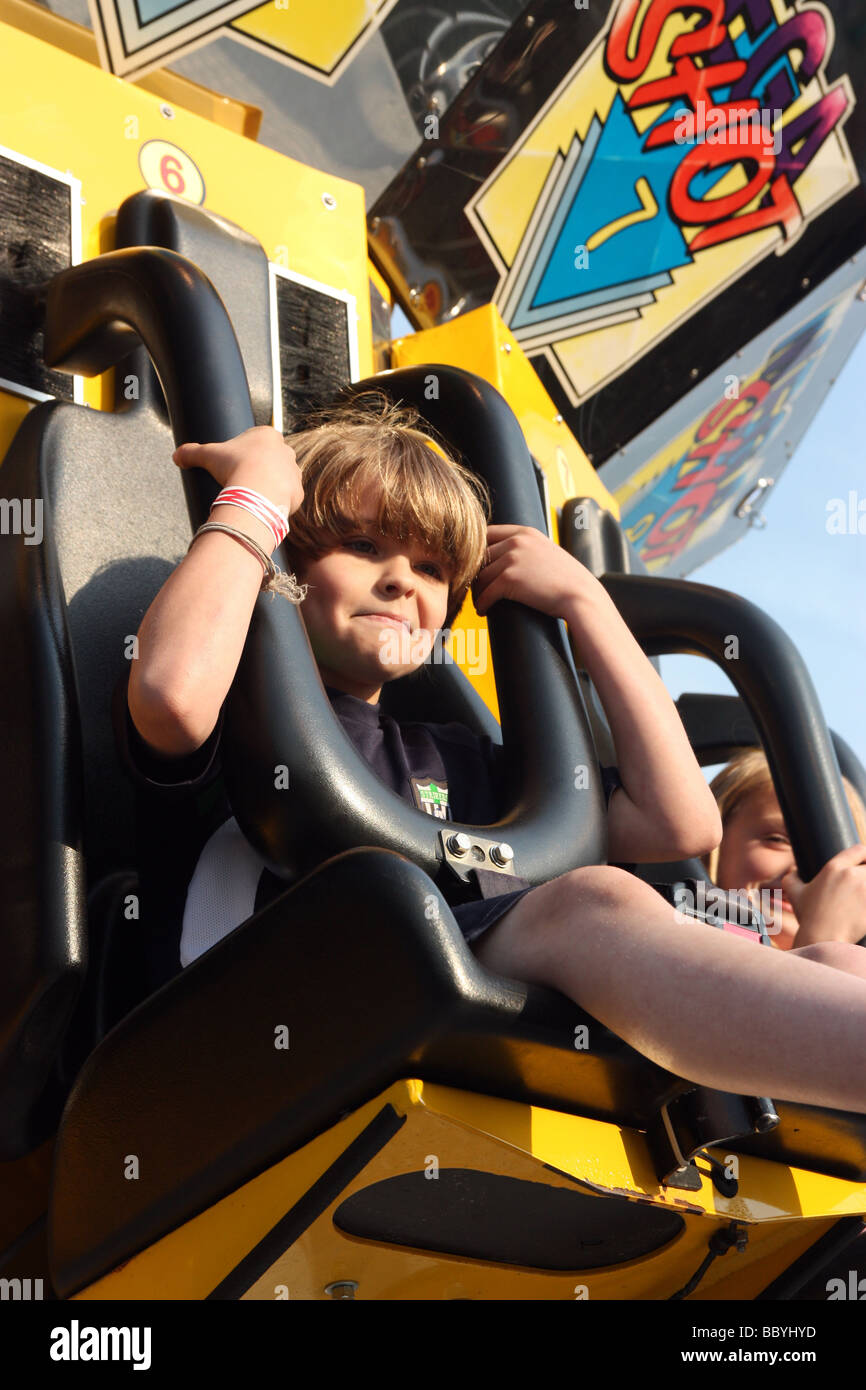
left=294, top=481, right=452, bottom=703
left=713, top=785, right=800, bottom=948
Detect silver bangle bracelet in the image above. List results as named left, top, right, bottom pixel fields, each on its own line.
left=188, top=522, right=308, bottom=604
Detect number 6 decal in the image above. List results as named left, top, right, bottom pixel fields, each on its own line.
left=138, top=140, right=205, bottom=205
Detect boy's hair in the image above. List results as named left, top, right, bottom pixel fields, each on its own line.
left=701, top=746, right=866, bottom=882
left=282, top=392, right=491, bottom=630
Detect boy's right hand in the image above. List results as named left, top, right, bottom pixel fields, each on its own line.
left=172, top=426, right=304, bottom=516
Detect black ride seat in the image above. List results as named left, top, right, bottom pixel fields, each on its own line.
left=0, top=192, right=863, bottom=1298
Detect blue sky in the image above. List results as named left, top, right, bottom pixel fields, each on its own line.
left=660, top=327, right=866, bottom=774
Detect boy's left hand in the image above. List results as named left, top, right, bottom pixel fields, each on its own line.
left=471, top=524, right=600, bottom=619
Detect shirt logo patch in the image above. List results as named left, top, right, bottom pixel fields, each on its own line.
left=410, top=777, right=450, bottom=820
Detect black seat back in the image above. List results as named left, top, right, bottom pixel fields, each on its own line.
left=0, top=195, right=275, bottom=1156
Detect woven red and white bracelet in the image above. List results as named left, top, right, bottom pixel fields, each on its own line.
left=212, top=486, right=290, bottom=549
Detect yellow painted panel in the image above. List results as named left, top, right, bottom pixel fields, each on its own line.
left=0, top=21, right=372, bottom=417
left=368, top=259, right=392, bottom=308
left=0, top=0, right=261, bottom=136
left=232, top=0, right=394, bottom=76
left=418, top=1082, right=866, bottom=1224
left=392, top=305, right=614, bottom=518
left=73, top=1090, right=399, bottom=1300
left=74, top=1078, right=866, bottom=1301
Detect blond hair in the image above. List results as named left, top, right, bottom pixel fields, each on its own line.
left=282, top=391, right=490, bottom=629
left=702, top=746, right=866, bottom=882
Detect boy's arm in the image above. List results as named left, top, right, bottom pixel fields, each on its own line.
left=129, top=428, right=303, bottom=757
left=472, top=525, right=723, bottom=864
left=560, top=587, right=722, bottom=863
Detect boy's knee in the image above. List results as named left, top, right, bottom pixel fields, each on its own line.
left=557, top=863, right=645, bottom=911
left=793, top=940, right=863, bottom=969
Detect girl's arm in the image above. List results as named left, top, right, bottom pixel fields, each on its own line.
left=128, top=427, right=304, bottom=757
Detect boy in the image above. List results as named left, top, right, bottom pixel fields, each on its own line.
left=118, top=404, right=866, bottom=1114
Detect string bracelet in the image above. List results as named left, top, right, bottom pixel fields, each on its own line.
left=212, top=486, right=290, bottom=549
left=188, top=522, right=308, bottom=603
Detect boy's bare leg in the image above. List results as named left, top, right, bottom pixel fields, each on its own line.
left=791, top=941, right=866, bottom=980
left=469, top=866, right=866, bottom=1113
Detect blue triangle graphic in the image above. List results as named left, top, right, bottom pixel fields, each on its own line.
left=511, top=94, right=692, bottom=334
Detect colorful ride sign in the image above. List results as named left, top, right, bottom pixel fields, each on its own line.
left=468, top=0, right=858, bottom=406
left=368, top=0, right=866, bottom=572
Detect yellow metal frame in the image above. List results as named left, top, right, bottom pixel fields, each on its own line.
left=368, top=258, right=392, bottom=309
left=392, top=304, right=613, bottom=525
left=73, top=1079, right=865, bottom=1300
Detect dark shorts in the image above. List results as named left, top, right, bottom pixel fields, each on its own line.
left=451, top=884, right=535, bottom=946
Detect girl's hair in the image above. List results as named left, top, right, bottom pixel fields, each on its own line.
left=282, top=391, right=491, bottom=630
left=702, top=746, right=866, bottom=882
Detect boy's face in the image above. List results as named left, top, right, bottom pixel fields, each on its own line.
left=713, top=786, right=800, bottom=948
left=294, top=482, right=453, bottom=703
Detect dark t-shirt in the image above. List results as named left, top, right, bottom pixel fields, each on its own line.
left=112, top=675, right=622, bottom=984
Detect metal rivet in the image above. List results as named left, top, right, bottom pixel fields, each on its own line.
left=416, top=155, right=427, bottom=169
left=447, top=833, right=473, bottom=857
left=160, top=104, right=175, bottom=120
left=501, top=342, right=512, bottom=353
left=370, top=216, right=381, bottom=233
left=690, top=367, right=699, bottom=378
left=325, top=1281, right=358, bottom=1300
left=555, top=413, right=563, bottom=423
left=525, top=13, right=535, bottom=25
left=322, top=192, right=337, bottom=210
left=801, top=276, right=810, bottom=289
